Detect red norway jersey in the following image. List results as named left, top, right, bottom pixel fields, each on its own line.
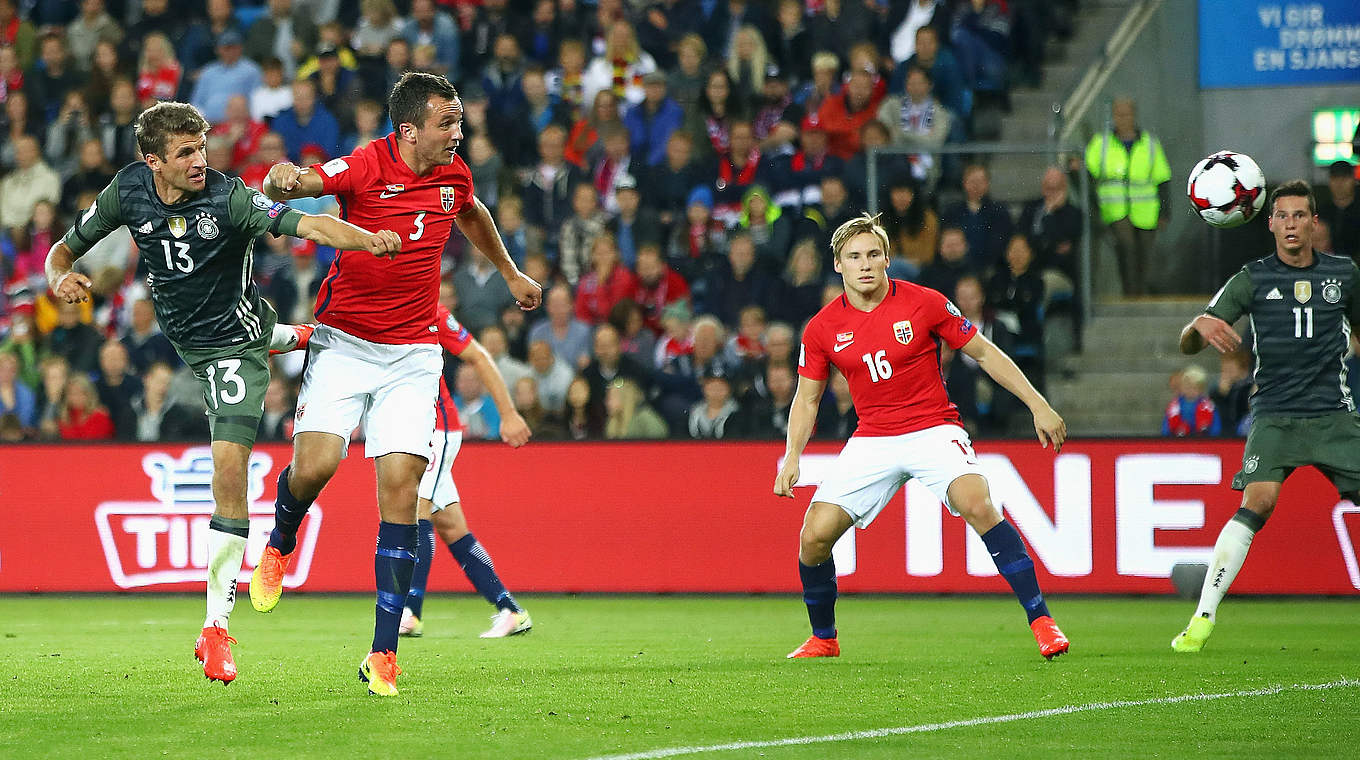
left=799, top=279, right=978, bottom=437
left=310, top=134, right=476, bottom=344
left=434, top=304, right=474, bottom=432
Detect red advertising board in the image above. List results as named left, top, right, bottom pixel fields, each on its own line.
left=1, top=440, right=1357, bottom=594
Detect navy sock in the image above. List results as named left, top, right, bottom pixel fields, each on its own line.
left=372, top=521, right=417, bottom=653
left=798, top=559, right=837, bottom=639
left=448, top=533, right=520, bottom=613
left=981, top=519, right=1050, bottom=623
left=267, top=467, right=311, bottom=555
left=404, top=519, right=435, bottom=618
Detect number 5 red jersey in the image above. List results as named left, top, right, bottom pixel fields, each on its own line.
left=799, top=279, right=978, bottom=437
left=309, top=133, right=476, bottom=344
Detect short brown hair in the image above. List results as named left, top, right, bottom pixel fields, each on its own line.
left=388, top=71, right=459, bottom=131
left=830, top=212, right=890, bottom=260
left=1269, top=179, right=1316, bottom=216
left=135, top=101, right=210, bottom=159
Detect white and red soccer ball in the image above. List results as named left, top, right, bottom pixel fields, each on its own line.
left=1187, top=150, right=1267, bottom=228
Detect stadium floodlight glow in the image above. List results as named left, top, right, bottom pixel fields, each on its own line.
left=1312, top=108, right=1358, bottom=166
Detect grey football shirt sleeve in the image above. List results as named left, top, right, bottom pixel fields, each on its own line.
left=60, top=177, right=124, bottom=258
left=1205, top=268, right=1252, bottom=324
left=227, top=178, right=303, bottom=238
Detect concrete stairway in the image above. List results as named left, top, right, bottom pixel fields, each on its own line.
left=989, top=1, right=1135, bottom=203
left=1045, top=298, right=1216, bottom=435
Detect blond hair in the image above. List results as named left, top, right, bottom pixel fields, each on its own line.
left=604, top=378, right=644, bottom=439
left=1180, top=365, right=1208, bottom=390
left=677, top=33, right=707, bottom=62
left=830, top=212, right=891, bottom=260
left=812, top=51, right=840, bottom=73
left=726, top=25, right=769, bottom=93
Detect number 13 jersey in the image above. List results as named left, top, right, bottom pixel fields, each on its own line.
left=309, top=133, right=476, bottom=345
left=799, top=279, right=978, bottom=437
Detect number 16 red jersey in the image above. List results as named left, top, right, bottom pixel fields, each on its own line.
left=309, top=133, right=476, bottom=345
left=798, top=279, right=978, bottom=437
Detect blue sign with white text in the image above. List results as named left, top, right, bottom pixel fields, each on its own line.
left=1200, top=0, right=1360, bottom=88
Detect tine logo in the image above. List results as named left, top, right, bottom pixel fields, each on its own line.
left=93, top=448, right=322, bottom=589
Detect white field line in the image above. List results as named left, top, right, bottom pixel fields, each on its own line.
left=584, top=678, right=1360, bottom=760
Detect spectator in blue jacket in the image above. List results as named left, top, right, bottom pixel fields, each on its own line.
left=0, top=350, right=37, bottom=430
left=624, top=71, right=686, bottom=167
left=900, top=24, right=971, bottom=130
left=189, top=31, right=262, bottom=124
left=404, top=0, right=461, bottom=79
left=271, top=78, right=342, bottom=164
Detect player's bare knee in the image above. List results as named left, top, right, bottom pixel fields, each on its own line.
left=286, top=454, right=335, bottom=500
left=953, top=495, right=999, bottom=528
left=798, top=527, right=835, bottom=565
left=434, top=521, right=468, bottom=544
left=1242, top=493, right=1277, bottom=522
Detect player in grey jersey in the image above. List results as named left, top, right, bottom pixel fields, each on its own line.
left=44, top=101, right=402, bottom=684
left=1173, top=179, right=1360, bottom=653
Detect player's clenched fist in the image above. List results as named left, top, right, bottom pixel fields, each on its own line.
left=509, top=272, right=542, bottom=310
left=265, top=162, right=305, bottom=194
left=365, top=229, right=402, bottom=259
left=499, top=412, right=531, bottom=448
left=52, top=271, right=93, bottom=304
left=773, top=461, right=800, bottom=498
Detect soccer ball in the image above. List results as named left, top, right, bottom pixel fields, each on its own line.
left=1187, top=150, right=1267, bottom=228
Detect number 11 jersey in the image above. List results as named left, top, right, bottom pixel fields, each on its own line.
left=798, top=279, right=978, bottom=437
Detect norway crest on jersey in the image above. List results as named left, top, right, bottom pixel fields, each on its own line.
left=892, top=320, right=913, bottom=346
left=440, top=186, right=456, bottom=212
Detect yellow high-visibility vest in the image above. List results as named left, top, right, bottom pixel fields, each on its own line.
left=1085, top=130, right=1171, bottom=230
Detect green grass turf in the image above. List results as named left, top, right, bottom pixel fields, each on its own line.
left=0, top=595, right=1355, bottom=759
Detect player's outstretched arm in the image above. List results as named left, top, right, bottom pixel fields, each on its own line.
left=961, top=332, right=1067, bottom=452
left=1180, top=314, right=1240, bottom=355
left=459, top=339, right=530, bottom=448
left=295, top=214, right=402, bottom=259
left=455, top=196, right=542, bottom=311
left=44, top=241, right=93, bottom=304
left=775, top=375, right=828, bottom=498
left=262, top=163, right=326, bottom=201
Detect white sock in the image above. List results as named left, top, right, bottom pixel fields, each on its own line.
left=204, top=525, right=248, bottom=630
left=1193, top=517, right=1257, bottom=622
left=269, top=323, right=298, bottom=352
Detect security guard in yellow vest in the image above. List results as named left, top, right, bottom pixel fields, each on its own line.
left=1085, top=97, right=1171, bottom=295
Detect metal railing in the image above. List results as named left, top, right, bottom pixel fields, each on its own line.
left=865, top=143, right=1094, bottom=324
left=1056, top=0, right=1166, bottom=147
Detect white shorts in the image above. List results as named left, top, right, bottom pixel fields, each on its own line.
left=812, top=424, right=986, bottom=528
left=419, top=428, right=463, bottom=509
left=293, top=324, right=443, bottom=459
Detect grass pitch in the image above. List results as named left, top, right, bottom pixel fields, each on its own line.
left=1, top=595, right=1355, bottom=759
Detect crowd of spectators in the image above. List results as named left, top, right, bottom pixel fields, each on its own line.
left=0, top=0, right=1089, bottom=444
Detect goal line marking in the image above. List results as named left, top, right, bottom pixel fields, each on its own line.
left=584, top=678, right=1359, bottom=760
